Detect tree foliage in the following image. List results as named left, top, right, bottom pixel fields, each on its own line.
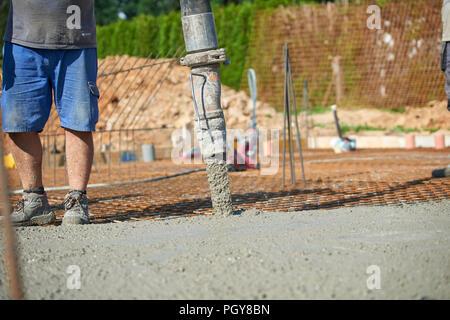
left=1, top=0, right=388, bottom=86
left=93, top=0, right=336, bottom=25
left=97, top=0, right=317, bottom=89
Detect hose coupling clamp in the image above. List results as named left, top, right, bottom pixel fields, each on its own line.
left=180, top=48, right=228, bottom=68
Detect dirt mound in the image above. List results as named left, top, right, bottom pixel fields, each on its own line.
left=1, top=56, right=449, bottom=153
left=311, top=100, right=450, bottom=136
left=95, top=56, right=281, bottom=133
left=397, top=100, right=450, bottom=132
left=77, top=56, right=283, bottom=149
left=95, top=56, right=450, bottom=137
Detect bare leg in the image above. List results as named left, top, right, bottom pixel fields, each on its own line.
left=8, top=132, right=43, bottom=190
left=65, top=129, right=94, bottom=191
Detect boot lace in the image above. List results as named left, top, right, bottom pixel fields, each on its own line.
left=13, top=198, right=25, bottom=214
left=65, top=194, right=83, bottom=211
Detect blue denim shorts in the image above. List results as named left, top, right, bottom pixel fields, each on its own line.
left=1, top=41, right=99, bottom=133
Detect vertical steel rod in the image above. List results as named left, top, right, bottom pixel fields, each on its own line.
left=0, top=141, right=24, bottom=300
left=52, top=135, right=56, bottom=187
left=108, top=132, right=112, bottom=182
left=132, top=130, right=137, bottom=180
left=288, top=57, right=307, bottom=186
left=127, top=129, right=131, bottom=180
left=46, top=135, right=50, bottom=179
left=303, top=80, right=310, bottom=148
left=118, top=131, right=121, bottom=180
left=282, top=48, right=287, bottom=186
left=284, top=44, right=296, bottom=186
left=63, top=134, right=67, bottom=186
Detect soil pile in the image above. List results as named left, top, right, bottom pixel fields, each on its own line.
left=310, top=100, right=450, bottom=136
left=1, top=57, right=449, bottom=151
left=94, top=56, right=280, bottom=134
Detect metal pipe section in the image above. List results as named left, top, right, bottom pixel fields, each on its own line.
left=181, top=1, right=218, bottom=53
left=332, top=105, right=343, bottom=140
left=303, top=80, right=310, bottom=146
left=0, top=142, right=24, bottom=300
left=282, top=44, right=296, bottom=186
left=180, top=0, right=233, bottom=215
left=287, top=57, right=306, bottom=186
left=248, top=69, right=257, bottom=130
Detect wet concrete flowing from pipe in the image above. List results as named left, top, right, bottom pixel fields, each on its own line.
left=205, top=159, right=233, bottom=215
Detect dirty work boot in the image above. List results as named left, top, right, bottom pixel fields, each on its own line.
left=0, top=192, right=56, bottom=227
left=62, top=191, right=90, bottom=225
left=432, top=165, right=450, bottom=178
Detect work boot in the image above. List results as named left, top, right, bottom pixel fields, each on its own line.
left=432, top=165, right=450, bottom=178
left=0, top=192, right=56, bottom=227
left=62, top=191, right=90, bottom=226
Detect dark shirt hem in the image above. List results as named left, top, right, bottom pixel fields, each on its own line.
left=5, top=37, right=97, bottom=50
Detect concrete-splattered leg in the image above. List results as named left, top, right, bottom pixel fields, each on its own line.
left=65, top=129, right=94, bottom=191
left=8, top=132, right=43, bottom=190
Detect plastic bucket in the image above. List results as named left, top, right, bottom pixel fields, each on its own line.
left=142, top=144, right=155, bottom=162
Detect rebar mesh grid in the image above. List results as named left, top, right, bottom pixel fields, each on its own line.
left=7, top=149, right=449, bottom=225
left=243, top=0, right=445, bottom=110
left=2, top=49, right=186, bottom=188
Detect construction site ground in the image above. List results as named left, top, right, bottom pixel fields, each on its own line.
left=1, top=148, right=449, bottom=299
left=6, top=148, right=450, bottom=223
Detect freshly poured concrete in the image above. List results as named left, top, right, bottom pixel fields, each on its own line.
left=205, top=160, right=233, bottom=215
left=0, top=201, right=449, bottom=300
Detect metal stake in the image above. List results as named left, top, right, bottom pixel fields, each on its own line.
left=283, top=44, right=296, bottom=186
left=288, top=56, right=307, bottom=186
left=0, top=141, right=24, bottom=300
left=282, top=43, right=307, bottom=186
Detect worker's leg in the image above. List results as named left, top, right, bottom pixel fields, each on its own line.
left=65, top=129, right=94, bottom=191
left=0, top=42, right=55, bottom=226
left=8, top=132, right=43, bottom=191
left=54, top=48, right=98, bottom=193
left=5, top=133, right=55, bottom=226
left=53, top=48, right=99, bottom=225
left=1, top=42, right=52, bottom=191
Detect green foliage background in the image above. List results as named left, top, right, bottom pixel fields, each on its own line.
left=0, top=0, right=394, bottom=90
left=97, top=0, right=315, bottom=90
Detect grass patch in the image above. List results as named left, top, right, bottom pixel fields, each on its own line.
left=276, top=106, right=330, bottom=115
left=428, top=128, right=440, bottom=134
left=310, top=107, right=331, bottom=114
left=382, top=108, right=406, bottom=114
left=392, top=126, right=420, bottom=133
left=340, top=125, right=386, bottom=135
